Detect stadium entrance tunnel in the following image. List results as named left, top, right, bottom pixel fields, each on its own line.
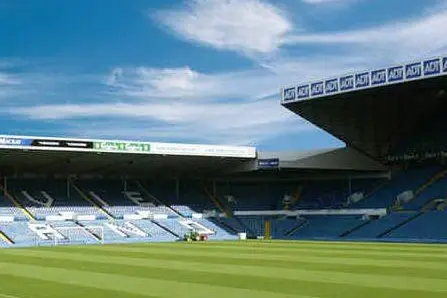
left=283, top=75, right=447, bottom=161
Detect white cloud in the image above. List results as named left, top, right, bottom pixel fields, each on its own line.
left=105, top=65, right=293, bottom=102
left=8, top=96, right=311, bottom=145
left=302, top=0, right=352, bottom=4
left=284, top=10, right=447, bottom=61
left=155, top=0, right=293, bottom=54
left=0, top=73, right=21, bottom=85
left=106, top=66, right=218, bottom=100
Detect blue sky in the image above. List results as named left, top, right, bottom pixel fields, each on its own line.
left=1, top=0, right=446, bottom=150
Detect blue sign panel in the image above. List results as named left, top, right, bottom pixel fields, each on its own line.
left=355, top=72, right=370, bottom=88
left=423, top=59, right=441, bottom=76
left=0, top=137, right=32, bottom=146
left=405, top=62, right=422, bottom=79
left=283, top=87, right=296, bottom=101
left=296, top=84, right=310, bottom=99
left=388, top=66, right=404, bottom=82
left=340, top=75, right=354, bottom=91
left=283, top=55, right=447, bottom=103
left=258, top=158, right=279, bottom=168
left=310, top=81, right=324, bottom=97
left=325, top=78, right=338, bottom=94
left=371, top=69, right=386, bottom=86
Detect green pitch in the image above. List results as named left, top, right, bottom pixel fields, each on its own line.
left=0, top=240, right=447, bottom=298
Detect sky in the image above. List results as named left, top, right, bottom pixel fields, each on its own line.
left=1, top=0, right=447, bottom=150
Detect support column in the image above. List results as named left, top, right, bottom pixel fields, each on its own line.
left=175, top=178, right=180, bottom=203
left=123, top=176, right=128, bottom=192
left=348, top=177, right=352, bottom=196
left=67, top=177, right=71, bottom=198
left=212, top=180, right=217, bottom=197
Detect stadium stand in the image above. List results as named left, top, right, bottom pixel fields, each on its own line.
left=1, top=55, right=447, bottom=247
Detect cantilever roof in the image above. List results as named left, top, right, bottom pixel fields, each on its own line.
left=281, top=55, right=447, bottom=159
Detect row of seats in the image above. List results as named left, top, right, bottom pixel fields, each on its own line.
left=1, top=169, right=447, bottom=246
left=218, top=211, right=447, bottom=242
left=0, top=217, right=233, bottom=247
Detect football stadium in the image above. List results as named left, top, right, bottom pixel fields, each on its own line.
left=1, top=55, right=447, bottom=297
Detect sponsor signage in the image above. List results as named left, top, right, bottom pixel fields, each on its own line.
left=325, top=78, right=338, bottom=94
left=94, top=142, right=150, bottom=152
left=387, top=151, right=447, bottom=163
left=0, top=135, right=256, bottom=158
left=282, top=55, right=447, bottom=103
left=310, top=82, right=324, bottom=97
left=0, top=137, right=32, bottom=146
left=296, top=84, right=310, bottom=99
left=405, top=62, right=422, bottom=79
left=258, top=158, right=279, bottom=168
left=388, top=66, right=404, bottom=82
left=339, top=75, right=354, bottom=91
left=423, top=59, right=440, bottom=76
left=371, top=69, right=386, bottom=86
left=150, top=142, right=256, bottom=158
left=355, top=72, right=370, bottom=88
left=283, top=87, right=296, bottom=101
left=31, top=139, right=93, bottom=149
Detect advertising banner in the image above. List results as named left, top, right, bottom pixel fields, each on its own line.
left=282, top=87, right=296, bottom=102
left=31, top=139, right=93, bottom=149
left=282, top=55, right=447, bottom=103
left=150, top=142, right=256, bottom=158
left=0, top=135, right=255, bottom=158
left=93, top=141, right=150, bottom=153
left=0, top=137, right=32, bottom=147
left=258, top=158, right=279, bottom=168
left=424, top=59, right=441, bottom=76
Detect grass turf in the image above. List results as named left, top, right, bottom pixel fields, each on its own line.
left=0, top=240, right=447, bottom=298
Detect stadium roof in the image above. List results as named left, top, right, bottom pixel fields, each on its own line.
left=0, top=135, right=255, bottom=177
left=258, top=147, right=386, bottom=171
left=281, top=55, right=447, bottom=160
left=0, top=135, right=386, bottom=178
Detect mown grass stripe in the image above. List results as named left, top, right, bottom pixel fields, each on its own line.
left=160, top=240, right=447, bottom=250
left=1, top=253, right=443, bottom=298
left=125, top=240, right=447, bottom=254
left=0, top=262, right=313, bottom=298
left=49, top=244, right=447, bottom=273
left=0, top=275, right=154, bottom=298
left=3, top=249, right=447, bottom=293
left=67, top=242, right=447, bottom=263
left=0, top=293, right=24, bottom=298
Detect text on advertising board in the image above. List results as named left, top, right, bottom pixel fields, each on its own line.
left=388, top=66, right=404, bottom=82
left=340, top=75, right=354, bottom=91
left=424, top=59, right=440, bottom=76
left=94, top=142, right=150, bottom=152
left=405, top=63, right=422, bottom=79
left=355, top=72, right=370, bottom=88
left=371, top=69, right=386, bottom=86
left=283, top=87, right=296, bottom=101
left=325, top=79, right=338, bottom=94
left=297, top=85, right=310, bottom=99
left=31, top=139, right=93, bottom=149
left=258, top=158, right=279, bottom=168
left=310, top=82, right=324, bottom=97
left=282, top=55, right=447, bottom=103
left=0, top=137, right=32, bottom=146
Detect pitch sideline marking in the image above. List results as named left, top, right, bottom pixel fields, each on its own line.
left=0, top=293, right=25, bottom=298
